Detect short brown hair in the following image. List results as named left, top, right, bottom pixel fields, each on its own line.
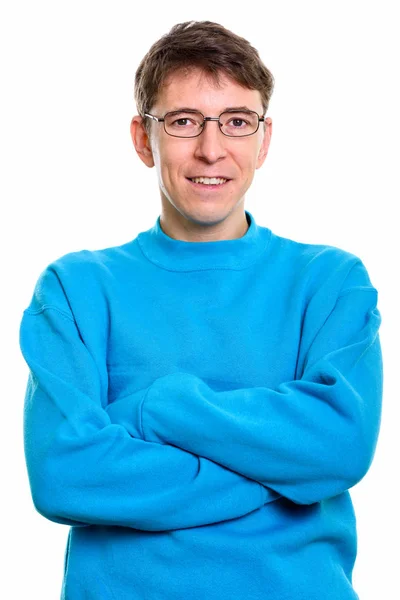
left=134, top=21, right=274, bottom=135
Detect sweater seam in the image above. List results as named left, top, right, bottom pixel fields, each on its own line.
left=337, top=286, right=377, bottom=299
left=138, top=385, right=153, bottom=440
left=23, top=305, right=75, bottom=323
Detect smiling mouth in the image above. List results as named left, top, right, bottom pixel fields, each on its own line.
left=186, top=177, right=231, bottom=188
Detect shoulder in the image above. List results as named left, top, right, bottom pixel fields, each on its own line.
left=24, top=239, right=132, bottom=316
left=271, top=228, right=358, bottom=266
left=267, top=228, right=375, bottom=295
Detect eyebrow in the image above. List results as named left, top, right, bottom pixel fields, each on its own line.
left=167, top=106, right=256, bottom=113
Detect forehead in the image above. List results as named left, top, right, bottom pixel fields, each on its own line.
left=153, top=68, right=263, bottom=113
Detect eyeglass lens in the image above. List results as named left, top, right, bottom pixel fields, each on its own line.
left=164, top=111, right=259, bottom=137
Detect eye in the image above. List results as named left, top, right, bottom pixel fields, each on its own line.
left=172, top=118, right=193, bottom=127
left=165, top=112, right=203, bottom=129
left=228, top=117, right=249, bottom=128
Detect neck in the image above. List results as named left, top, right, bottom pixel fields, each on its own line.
left=136, top=209, right=272, bottom=272
left=159, top=202, right=250, bottom=243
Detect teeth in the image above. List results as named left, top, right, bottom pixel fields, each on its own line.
left=191, top=177, right=227, bottom=185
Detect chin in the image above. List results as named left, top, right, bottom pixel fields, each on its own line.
left=181, top=203, right=238, bottom=227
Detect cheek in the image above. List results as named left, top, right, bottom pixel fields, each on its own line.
left=158, top=146, right=188, bottom=184
left=236, top=148, right=259, bottom=174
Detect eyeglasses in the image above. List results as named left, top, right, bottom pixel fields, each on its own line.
left=144, top=109, right=265, bottom=138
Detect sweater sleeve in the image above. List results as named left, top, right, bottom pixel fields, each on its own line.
left=109, top=259, right=383, bottom=506
left=19, top=272, right=275, bottom=533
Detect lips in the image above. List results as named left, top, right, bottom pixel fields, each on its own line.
left=187, top=176, right=232, bottom=180
left=186, top=177, right=231, bottom=193
left=186, top=177, right=232, bottom=188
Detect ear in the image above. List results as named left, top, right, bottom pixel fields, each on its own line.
left=130, top=116, right=155, bottom=168
left=256, top=117, right=272, bottom=169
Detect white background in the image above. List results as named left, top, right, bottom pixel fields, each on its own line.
left=2, top=1, right=398, bottom=598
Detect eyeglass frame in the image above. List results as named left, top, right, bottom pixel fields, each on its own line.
left=143, top=109, right=266, bottom=138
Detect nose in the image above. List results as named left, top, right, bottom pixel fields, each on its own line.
left=193, top=119, right=228, bottom=163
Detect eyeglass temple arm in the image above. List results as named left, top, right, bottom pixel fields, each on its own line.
left=144, top=113, right=165, bottom=123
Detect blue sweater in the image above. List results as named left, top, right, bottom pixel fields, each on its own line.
left=19, top=210, right=383, bottom=600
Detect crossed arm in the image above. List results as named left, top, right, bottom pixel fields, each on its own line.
left=107, top=265, right=383, bottom=505
left=20, top=268, right=276, bottom=533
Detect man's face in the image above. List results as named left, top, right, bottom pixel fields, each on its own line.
left=131, top=68, right=272, bottom=236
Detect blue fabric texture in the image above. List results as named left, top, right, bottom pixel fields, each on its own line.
left=19, top=210, right=383, bottom=599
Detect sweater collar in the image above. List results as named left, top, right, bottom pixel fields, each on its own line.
left=136, top=210, right=271, bottom=272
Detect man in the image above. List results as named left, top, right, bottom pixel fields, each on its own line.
left=20, top=21, right=383, bottom=600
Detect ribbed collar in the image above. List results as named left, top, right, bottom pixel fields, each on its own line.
left=136, top=210, right=272, bottom=272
